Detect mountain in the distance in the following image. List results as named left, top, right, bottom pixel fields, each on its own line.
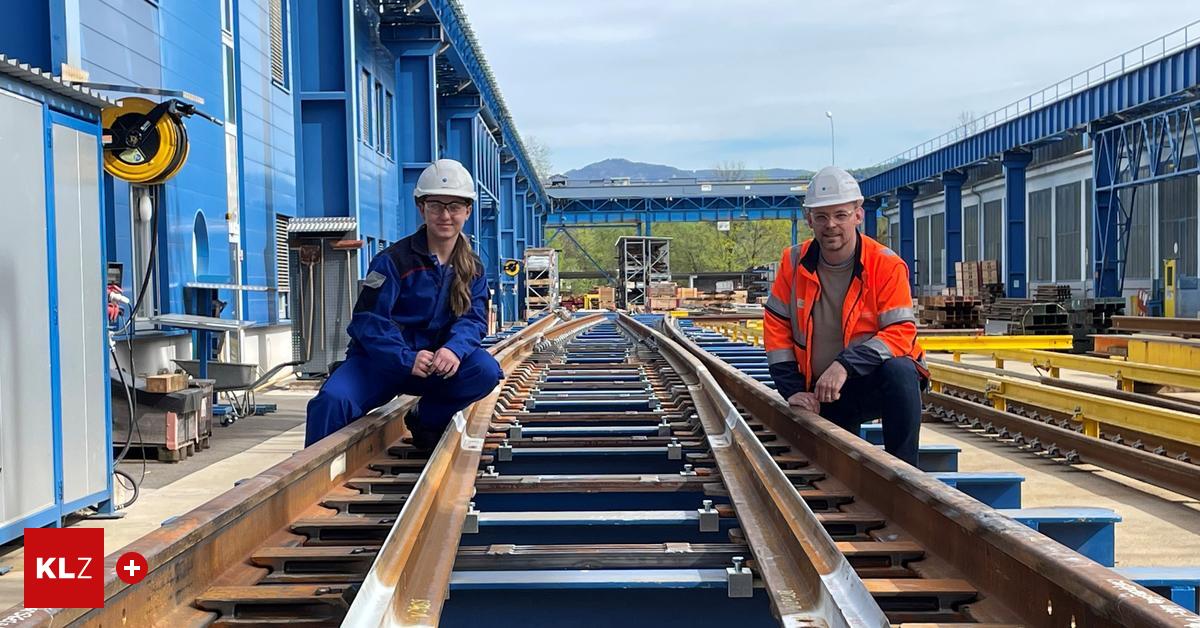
left=562, top=158, right=812, bottom=182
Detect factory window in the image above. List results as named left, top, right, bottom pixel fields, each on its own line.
left=221, top=0, right=234, bottom=34
left=384, top=91, right=394, bottom=158
left=275, top=214, right=291, bottom=320
left=983, top=199, right=1003, bottom=267
left=1055, top=182, right=1082, bottom=281
left=889, top=218, right=900, bottom=252
left=269, top=0, right=289, bottom=88
left=1158, top=173, right=1198, bottom=276
left=930, top=212, right=945, bottom=285
left=963, top=204, right=979, bottom=262
left=1028, top=188, right=1052, bottom=282
left=916, top=215, right=930, bottom=286
left=374, top=80, right=384, bottom=149
left=222, top=45, right=237, bottom=124
left=360, top=69, right=372, bottom=146
left=1125, top=185, right=1153, bottom=279
left=1084, top=179, right=1093, bottom=281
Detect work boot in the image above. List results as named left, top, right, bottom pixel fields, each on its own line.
left=403, top=406, right=440, bottom=453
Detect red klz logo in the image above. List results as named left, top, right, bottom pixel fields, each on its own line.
left=24, top=528, right=104, bottom=608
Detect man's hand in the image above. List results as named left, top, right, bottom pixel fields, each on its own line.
left=430, top=347, right=462, bottom=378
left=814, top=361, right=848, bottom=404
left=412, top=350, right=435, bottom=378
left=787, top=392, right=820, bottom=413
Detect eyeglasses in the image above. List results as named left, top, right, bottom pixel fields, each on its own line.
left=423, top=200, right=471, bottom=216
left=810, top=211, right=856, bottom=226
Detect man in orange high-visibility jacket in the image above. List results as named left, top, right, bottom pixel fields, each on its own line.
left=763, top=166, right=927, bottom=466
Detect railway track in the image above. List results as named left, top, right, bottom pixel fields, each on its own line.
left=4, top=312, right=1197, bottom=626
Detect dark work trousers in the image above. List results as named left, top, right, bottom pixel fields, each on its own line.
left=819, top=357, right=922, bottom=466
left=305, top=348, right=503, bottom=447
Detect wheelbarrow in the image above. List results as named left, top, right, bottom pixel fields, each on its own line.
left=174, top=359, right=304, bottom=425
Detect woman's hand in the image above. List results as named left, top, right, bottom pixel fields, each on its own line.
left=412, top=350, right=435, bottom=378
left=430, top=347, right=462, bottom=378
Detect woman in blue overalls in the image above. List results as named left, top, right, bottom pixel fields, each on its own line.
left=305, top=159, right=504, bottom=449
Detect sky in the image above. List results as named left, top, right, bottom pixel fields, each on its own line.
left=458, top=0, right=1196, bottom=174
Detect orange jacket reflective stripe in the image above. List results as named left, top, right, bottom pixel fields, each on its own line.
left=764, top=233, right=925, bottom=394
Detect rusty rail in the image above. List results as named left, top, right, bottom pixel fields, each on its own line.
left=0, top=311, right=572, bottom=628
left=663, top=316, right=1200, bottom=627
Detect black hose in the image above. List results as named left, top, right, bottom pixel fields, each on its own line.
left=118, top=194, right=159, bottom=336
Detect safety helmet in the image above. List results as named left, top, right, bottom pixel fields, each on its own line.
left=804, top=165, right=863, bottom=209
left=414, top=159, right=477, bottom=201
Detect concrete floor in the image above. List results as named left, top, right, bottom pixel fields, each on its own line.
left=0, top=360, right=1197, bottom=610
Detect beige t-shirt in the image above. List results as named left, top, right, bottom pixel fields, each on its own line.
left=810, top=256, right=854, bottom=382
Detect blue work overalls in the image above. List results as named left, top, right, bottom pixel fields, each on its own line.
left=305, top=226, right=503, bottom=447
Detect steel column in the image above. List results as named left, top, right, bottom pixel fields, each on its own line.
left=941, top=171, right=967, bottom=290
left=862, top=199, right=880, bottom=239
left=1002, top=151, right=1032, bottom=298
left=897, top=187, right=918, bottom=288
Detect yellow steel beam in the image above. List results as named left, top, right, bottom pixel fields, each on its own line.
left=962, top=349, right=1200, bottom=391
left=917, top=335, right=1074, bottom=352
left=929, top=361, right=1200, bottom=447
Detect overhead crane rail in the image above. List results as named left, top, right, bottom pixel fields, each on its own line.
left=6, top=312, right=1198, bottom=626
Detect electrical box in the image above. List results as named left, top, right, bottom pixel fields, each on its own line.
left=0, top=78, right=113, bottom=544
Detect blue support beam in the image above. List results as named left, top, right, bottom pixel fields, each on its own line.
left=941, top=171, right=967, bottom=289
left=897, top=187, right=918, bottom=288
left=862, top=198, right=880, bottom=239
left=548, top=195, right=803, bottom=226
left=386, top=25, right=440, bottom=236
left=861, top=41, right=1200, bottom=199
left=440, top=101, right=481, bottom=236
left=1002, top=150, right=1033, bottom=297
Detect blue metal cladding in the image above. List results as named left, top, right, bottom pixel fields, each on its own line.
left=298, top=0, right=350, bottom=223
left=79, top=0, right=237, bottom=317
left=238, top=0, right=299, bottom=322
left=861, top=44, right=1200, bottom=199
left=1002, top=151, right=1032, bottom=298
left=2, top=2, right=53, bottom=69
left=351, top=9, right=401, bottom=266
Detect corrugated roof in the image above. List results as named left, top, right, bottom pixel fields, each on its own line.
left=0, top=55, right=115, bottom=109
left=287, top=216, right=358, bottom=233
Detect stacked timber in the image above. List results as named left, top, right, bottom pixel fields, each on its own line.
left=955, top=260, right=1004, bottom=302
left=648, top=282, right=678, bottom=311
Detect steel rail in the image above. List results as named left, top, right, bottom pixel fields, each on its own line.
left=619, top=313, right=888, bottom=627
left=664, top=316, right=1200, bottom=627
left=1111, top=316, right=1200, bottom=338
left=343, top=313, right=606, bottom=627
left=928, top=360, right=1200, bottom=448
left=0, top=311, right=571, bottom=628
left=958, top=348, right=1200, bottom=391
left=926, top=391, right=1200, bottom=501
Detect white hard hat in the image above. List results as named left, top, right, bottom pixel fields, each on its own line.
left=804, top=165, right=862, bottom=209
left=414, top=159, right=477, bottom=201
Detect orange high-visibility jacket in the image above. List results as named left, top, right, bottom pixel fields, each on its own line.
left=763, top=233, right=926, bottom=398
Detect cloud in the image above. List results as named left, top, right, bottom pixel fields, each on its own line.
left=460, top=1, right=1196, bottom=172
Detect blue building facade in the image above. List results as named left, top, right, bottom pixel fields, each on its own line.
left=4, top=0, right=546, bottom=373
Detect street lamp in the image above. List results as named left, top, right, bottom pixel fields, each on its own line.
left=825, top=111, right=836, bottom=165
